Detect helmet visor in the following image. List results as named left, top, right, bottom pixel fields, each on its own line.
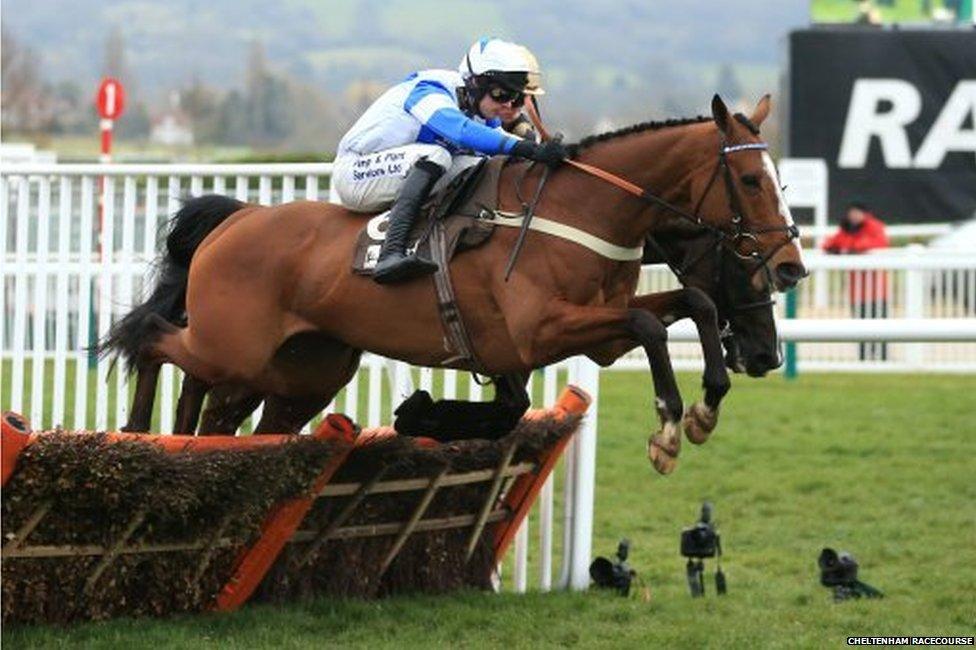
left=480, top=70, right=545, bottom=96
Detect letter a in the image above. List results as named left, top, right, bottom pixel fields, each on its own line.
left=914, top=81, right=976, bottom=169
left=838, top=79, right=921, bottom=169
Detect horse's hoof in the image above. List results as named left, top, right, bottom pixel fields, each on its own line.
left=683, top=403, right=718, bottom=445
left=647, top=421, right=681, bottom=475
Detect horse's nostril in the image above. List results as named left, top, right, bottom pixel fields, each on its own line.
left=746, top=351, right=781, bottom=376
left=757, top=351, right=782, bottom=370
left=775, top=262, right=806, bottom=288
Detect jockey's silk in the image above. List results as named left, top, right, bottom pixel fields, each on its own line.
left=337, top=70, right=518, bottom=158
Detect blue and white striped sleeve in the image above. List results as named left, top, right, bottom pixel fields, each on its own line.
left=404, top=81, right=517, bottom=155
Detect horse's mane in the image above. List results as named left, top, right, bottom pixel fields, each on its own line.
left=569, top=115, right=712, bottom=155
left=568, top=112, right=761, bottom=155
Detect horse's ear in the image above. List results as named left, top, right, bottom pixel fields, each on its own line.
left=711, top=94, right=731, bottom=133
left=751, top=94, right=772, bottom=126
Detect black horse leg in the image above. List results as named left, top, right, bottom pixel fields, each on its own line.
left=625, top=308, right=684, bottom=474
left=198, top=383, right=263, bottom=435
left=677, top=288, right=730, bottom=444
left=677, top=288, right=731, bottom=411
left=121, top=360, right=161, bottom=432
left=493, top=372, right=531, bottom=429
left=173, top=374, right=210, bottom=434
left=629, top=289, right=729, bottom=446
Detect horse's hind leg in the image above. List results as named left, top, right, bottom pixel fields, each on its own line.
left=254, top=340, right=364, bottom=434
left=253, top=394, right=332, bottom=434
left=174, top=374, right=210, bottom=434
left=121, top=360, right=161, bottom=432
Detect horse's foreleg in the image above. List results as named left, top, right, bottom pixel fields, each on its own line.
left=121, top=360, right=161, bottom=433
left=629, top=288, right=730, bottom=445
left=517, top=302, right=683, bottom=474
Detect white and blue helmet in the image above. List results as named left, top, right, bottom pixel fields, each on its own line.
left=459, top=37, right=545, bottom=95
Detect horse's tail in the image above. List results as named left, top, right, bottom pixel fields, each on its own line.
left=98, top=194, right=245, bottom=372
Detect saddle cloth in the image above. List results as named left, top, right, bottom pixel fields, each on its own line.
left=351, top=157, right=506, bottom=275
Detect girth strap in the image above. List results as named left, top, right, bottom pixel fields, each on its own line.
left=488, top=210, right=644, bottom=262
left=428, top=221, right=487, bottom=373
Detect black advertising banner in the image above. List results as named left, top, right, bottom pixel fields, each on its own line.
left=787, top=29, right=976, bottom=223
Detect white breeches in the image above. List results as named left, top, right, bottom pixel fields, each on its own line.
left=333, top=143, right=482, bottom=213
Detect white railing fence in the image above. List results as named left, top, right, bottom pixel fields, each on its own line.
left=0, top=163, right=598, bottom=593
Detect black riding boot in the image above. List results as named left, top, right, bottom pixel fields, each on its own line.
left=372, top=159, right=443, bottom=284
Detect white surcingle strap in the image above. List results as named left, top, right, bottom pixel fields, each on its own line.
left=488, top=210, right=644, bottom=262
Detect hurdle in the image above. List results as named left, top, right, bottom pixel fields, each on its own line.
left=1, top=386, right=590, bottom=625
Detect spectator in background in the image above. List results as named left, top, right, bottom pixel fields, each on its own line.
left=823, top=202, right=891, bottom=361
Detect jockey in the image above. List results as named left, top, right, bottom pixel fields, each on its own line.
left=333, top=37, right=569, bottom=284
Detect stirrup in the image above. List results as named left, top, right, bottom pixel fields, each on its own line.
left=372, top=252, right=438, bottom=285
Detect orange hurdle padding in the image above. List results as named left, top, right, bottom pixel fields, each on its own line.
left=2, top=412, right=32, bottom=487
left=492, top=385, right=591, bottom=563
left=212, top=413, right=357, bottom=611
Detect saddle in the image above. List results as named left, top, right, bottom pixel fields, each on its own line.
left=352, top=157, right=506, bottom=275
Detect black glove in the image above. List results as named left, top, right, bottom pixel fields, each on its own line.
left=511, top=139, right=568, bottom=168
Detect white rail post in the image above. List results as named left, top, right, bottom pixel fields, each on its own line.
left=114, top=176, right=137, bottom=429
left=12, top=176, right=31, bottom=414
left=95, top=176, right=115, bottom=431
left=52, top=176, right=72, bottom=428
left=73, top=176, right=95, bottom=429
left=538, top=366, right=559, bottom=591
left=903, top=245, right=926, bottom=367
left=0, top=178, right=7, bottom=393
left=31, top=178, right=52, bottom=428
left=566, top=356, right=599, bottom=590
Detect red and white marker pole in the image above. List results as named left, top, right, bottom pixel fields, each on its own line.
left=96, top=77, right=125, bottom=162
left=94, top=78, right=126, bottom=254
left=100, top=118, right=114, bottom=163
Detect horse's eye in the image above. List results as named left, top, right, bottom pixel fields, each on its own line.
left=741, top=174, right=761, bottom=189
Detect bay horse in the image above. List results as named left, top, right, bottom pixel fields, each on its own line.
left=178, top=221, right=780, bottom=457
left=102, top=95, right=804, bottom=473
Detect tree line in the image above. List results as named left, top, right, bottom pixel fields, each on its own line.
left=1, top=27, right=356, bottom=153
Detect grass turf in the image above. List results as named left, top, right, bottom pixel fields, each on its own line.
left=3, top=371, right=975, bottom=648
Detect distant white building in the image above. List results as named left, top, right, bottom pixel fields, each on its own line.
left=0, top=143, right=58, bottom=164
left=150, top=91, right=194, bottom=146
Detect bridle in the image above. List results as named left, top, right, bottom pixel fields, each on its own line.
left=564, top=137, right=799, bottom=284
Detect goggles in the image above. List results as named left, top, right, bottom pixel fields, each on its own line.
left=487, top=85, right=525, bottom=107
